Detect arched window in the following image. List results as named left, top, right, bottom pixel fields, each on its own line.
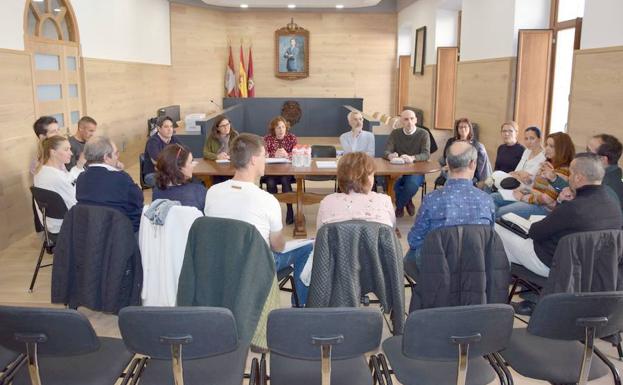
left=24, top=0, right=84, bottom=134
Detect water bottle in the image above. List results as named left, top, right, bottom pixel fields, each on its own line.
left=304, top=145, right=312, bottom=167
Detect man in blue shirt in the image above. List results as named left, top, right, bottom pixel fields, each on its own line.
left=339, top=111, right=375, bottom=157
left=404, top=141, right=495, bottom=278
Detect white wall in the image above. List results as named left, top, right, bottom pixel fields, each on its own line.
left=582, top=0, right=623, bottom=49
left=513, top=0, right=549, bottom=54
left=0, top=1, right=25, bottom=50
left=398, top=0, right=438, bottom=65
left=73, top=0, right=171, bottom=64
left=460, top=0, right=515, bottom=61
left=435, top=8, right=458, bottom=48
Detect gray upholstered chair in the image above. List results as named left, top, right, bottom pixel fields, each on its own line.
left=304, top=145, right=337, bottom=191
left=501, top=292, right=623, bottom=385
left=267, top=308, right=383, bottom=385
left=118, top=306, right=250, bottom=385
left=381, top=304, right=515, bottom=385
left=0, top=306, right=134, bottom=385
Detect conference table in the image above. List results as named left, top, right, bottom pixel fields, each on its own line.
left=194, top=158, right=441, bottom=237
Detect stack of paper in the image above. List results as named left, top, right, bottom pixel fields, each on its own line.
left=315, top=160, right=338, bottom=168
left=265, top=158, right=291, bottom=164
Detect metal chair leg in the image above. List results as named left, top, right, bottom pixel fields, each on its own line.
left=577, top=318, right=608, bottom=385
left=486, top=354, right=507, bottom=385
left=594, top=346, right=621, bottom=385
left=377, top=353, right=393, bottom=385
left=29, top=242, right=47, bottom=292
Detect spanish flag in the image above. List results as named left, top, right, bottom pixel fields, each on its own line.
left=238, top=45, right=248, bottom=98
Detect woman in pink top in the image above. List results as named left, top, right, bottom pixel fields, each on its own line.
left=317, top=152, right=396, bottom=229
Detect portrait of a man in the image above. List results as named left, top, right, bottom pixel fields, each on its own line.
left=279, top=36, right=305, bottom=73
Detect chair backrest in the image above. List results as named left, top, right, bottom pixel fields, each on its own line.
left=403, top=304, right=514, bottom=360
left=0, top=306, right=99, bottom=356
left=139, top=153, right=147, bottom=182
left=311, top=145, right=336, bottom=158
left=119, top=307, right=239, bottom=360
left=267, top=308, right=382, bottom=360
left=528, top=292, right=623, bottom=340
left=30, top=186, right=68, bottom=220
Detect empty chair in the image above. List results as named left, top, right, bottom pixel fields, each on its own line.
left=382, top=304, right=514, bottom=385
left=304, top=145, right=337, bottom=192
left=267, top=308, right=382, bottom=385
left=500, top=292, right=623, bottom=385
left=29, top=186, right=68, bottom=292
left=119, top=306, right=249, bottom=385
left=0, top=306, right=134, bottom=385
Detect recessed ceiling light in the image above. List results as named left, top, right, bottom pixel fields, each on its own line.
left=53, top=8, right=61, bottom=12
left=287, top=4, right=296, bottom=8
left=240, top=4, right=248, bottom=8
left=336, top=4, right=344, bottom=8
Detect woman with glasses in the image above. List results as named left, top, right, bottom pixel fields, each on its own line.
left=153, top=144, right=206, bottom=212
left=203, top=115, right=239, bottom=161
left=494, top=121, right=525, bottom=173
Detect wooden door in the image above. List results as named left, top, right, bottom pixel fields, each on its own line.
left=397, top=55, right=411, bottom=115
left=514, top=29, right=553, bottom=135
left=434, top=47, right=458, bottom=130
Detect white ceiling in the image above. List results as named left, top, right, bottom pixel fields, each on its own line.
left=201, top=0, right=382, bottom=8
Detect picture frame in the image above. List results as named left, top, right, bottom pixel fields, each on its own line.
left=275, top=19, right=309, bottom=80
left=413, top=26, right=426, bottom=75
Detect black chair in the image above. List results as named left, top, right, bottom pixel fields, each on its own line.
left=29, top=187, right=68, bottom=292
left=118, top=306, right=251, bottom=385
left=0, top=346, right=25, bottom=385
left=500, top=292, right=623, bottom=385
left=381, top=304, right=515, bottom=385
left=277, top=266, right=299, bottom=307
left=0, top=306, right=135, bottom=385
left=304, top=145, right=337, bottom=192
left=266, top=308, right=383, bottom=385
left=139, top=152, right=150, bottom=190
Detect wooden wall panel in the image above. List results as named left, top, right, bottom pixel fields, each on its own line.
left=567, top=46, right=623, bottom=152
left=170, top=4, right=397, bottom=118
left=82, top=58, right=172, bottom=166
left=0, top=49, right=37, bottom=250
left=454, top=57, right=516, bottom=159
left=434, top=47, right=458, bottom=130
left=397, top=55, right=411, bottom=116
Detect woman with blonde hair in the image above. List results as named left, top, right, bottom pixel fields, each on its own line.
left=34, top=135, right=83, bottom=234
left=317, top=152, right=395, bottom=229
left=494, top=121, right=525, bottom=172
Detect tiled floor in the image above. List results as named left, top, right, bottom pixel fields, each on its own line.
left=1, top=167, right=622, bottom=384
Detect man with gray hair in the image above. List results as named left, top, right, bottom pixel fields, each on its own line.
left=496, top=152, right=623, bottom=278
left=339, top=110, right=375, bottom=157
left=76, top=136, right=143, bottom=232
left=404, top=141, right=495, bottom=278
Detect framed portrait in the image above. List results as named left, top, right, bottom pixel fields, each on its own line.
left=413, top=26, right=426, bottom=75
left=275, top=20, right=309, bottom=80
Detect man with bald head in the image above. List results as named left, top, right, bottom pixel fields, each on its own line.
left=384, top=109, right=431, bottom=217
left=404, top=141, right=495, bottom=278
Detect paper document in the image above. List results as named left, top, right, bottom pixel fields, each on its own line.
left=282, top=239, right=315, bottom=253
left=315, top=160, right=338, bottom=169
left=498, top=188, right=518, bottom=202
left=265, top=158, right=291, bottom=164
left=501, top=213, right=544, bottom=233
left=215, top=159, right=230, bottom=164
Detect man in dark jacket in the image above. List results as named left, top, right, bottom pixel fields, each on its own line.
left=76, top=136, right=144, bottom=232
left=587, top=133, right=623, bottom=209
left=497, top=153, right=623, bottom=277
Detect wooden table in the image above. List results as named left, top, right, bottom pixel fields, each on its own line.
left=194, top=158, right=441, bottom=237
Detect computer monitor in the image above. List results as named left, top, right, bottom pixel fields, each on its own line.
left=157, top=105, right=180, bottom=127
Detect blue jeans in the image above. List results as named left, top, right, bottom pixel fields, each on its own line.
left=143, top=172, right=156, bottom=188
left=394, top=174, right=425, bottom=209
left=491, top=192, right=550, bottom=219
left=274, top=243, right=313, bottom=306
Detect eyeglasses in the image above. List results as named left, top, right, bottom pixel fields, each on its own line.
left=218, top=122, right=231, bottom=128
left=501, top=129, right=515, bottom=134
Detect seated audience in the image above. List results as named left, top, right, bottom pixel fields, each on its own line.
left=494, top=121, right=525, bottom=172
left=384, top=109, right=430, bottom=218
left=439, top=118, right=491, bottom=184
left=67, top=116, right=97, bottom=170
left=34, top=136, right=82, bottom=234
left=496, top=153, right=623, bottom=279
left=31, top=116, right=61, bottom=175
left=204, top=133, right=312, bottom=306
left=203, top=115, right=238, bottom=161
left=76, top=136, right=143, bottom=232
left=339, top=110, right=375, bottom=157
left=317, top=152, right=395, bottom=229
left=263, top=116, right=296, bottom=224
left=492, top=132, right=575, bottom=218
left=153, top=144, right=207, bottom=212
left=587, top=134, right=623, bottom=208
left=404, top=141, right=495, bottom=278
left=144, top=115, right=180, bottom=187
left=508, top=126, right=546, bottom=185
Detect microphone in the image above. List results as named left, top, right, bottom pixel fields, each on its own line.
left=210, top=99, right=222, bottom=110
